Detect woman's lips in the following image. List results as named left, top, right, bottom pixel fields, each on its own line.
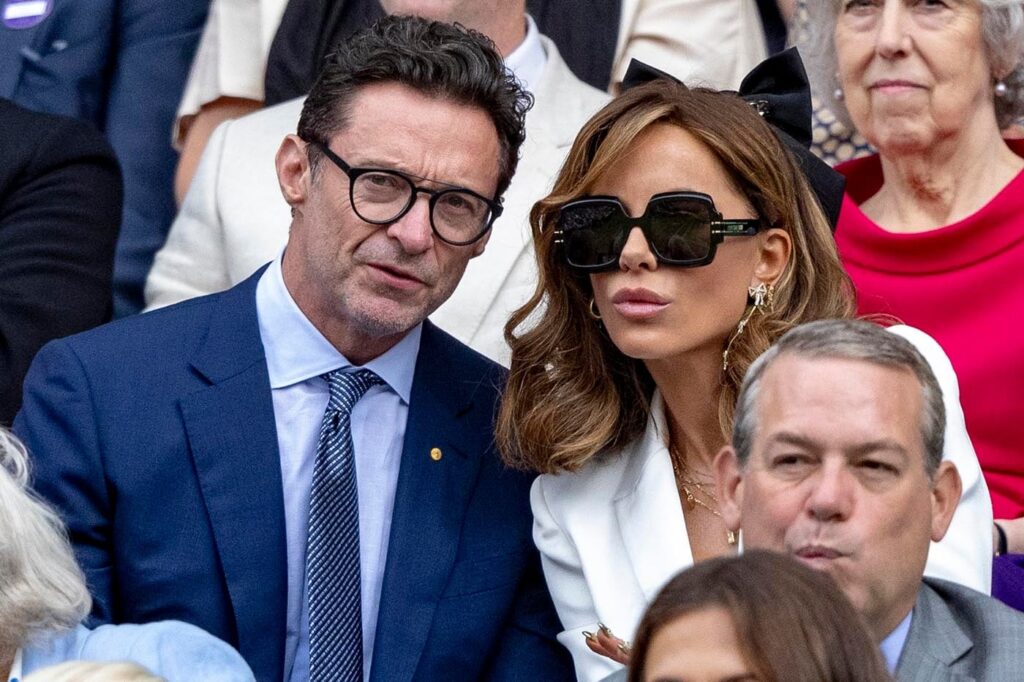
left=870, top=79, right=924, bottom=94
left=610, top=288, right=670, bottom=319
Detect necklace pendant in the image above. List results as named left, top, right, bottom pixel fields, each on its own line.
left=684, top=489, right=696, bottom=510
left=727, top=530, right=737, bottom=546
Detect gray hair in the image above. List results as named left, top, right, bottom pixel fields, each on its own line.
left=799, top=0, right=1024, bottom=129
left=732, top=320, right=945, bottom=475
left=0, top=429, right=91, bottom=652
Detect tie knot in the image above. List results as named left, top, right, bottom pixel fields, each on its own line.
left=322, top=368, right=383, bottom=414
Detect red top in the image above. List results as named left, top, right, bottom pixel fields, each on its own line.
left=836, top=140, right=1024, bottom=519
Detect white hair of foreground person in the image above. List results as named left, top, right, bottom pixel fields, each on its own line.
left=0, top=428, right=91, bottom=653
left=24, top=660, right=163, bottom=682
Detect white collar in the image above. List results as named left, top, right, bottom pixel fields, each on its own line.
left=503, top=14, right=547, bottom=95
left=7, top=648, right=22, bottom=682
left=255, top=254, right=421, bottom=403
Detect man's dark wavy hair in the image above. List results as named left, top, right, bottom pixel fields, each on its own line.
left=297, top=14, right=533, bottom=199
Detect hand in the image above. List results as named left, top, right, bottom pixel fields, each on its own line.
left=583, top=623, right=631, bottom=665
left=995, top=517, right=1024, bottom=554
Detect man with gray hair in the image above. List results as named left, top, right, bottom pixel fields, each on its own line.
left=716, top=319, right=1024, bottom=680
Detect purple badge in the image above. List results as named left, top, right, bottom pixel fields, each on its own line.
left=3, top=0, right=53, bottom=29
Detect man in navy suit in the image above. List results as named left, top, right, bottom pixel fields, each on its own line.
left=15, top=16, right=571, bottom=682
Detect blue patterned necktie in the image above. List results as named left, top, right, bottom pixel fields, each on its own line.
left=307, top=368, right=382, bottom=681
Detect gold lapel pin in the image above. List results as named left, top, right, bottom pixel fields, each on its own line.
left=430, top=447, right=443, bottom=462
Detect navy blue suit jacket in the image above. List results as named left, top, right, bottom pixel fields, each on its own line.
left=15, top=270, right=572, bottom=682
left=0, top=0, right=209, bottom=315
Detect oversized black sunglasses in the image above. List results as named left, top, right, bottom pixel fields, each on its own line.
left=311, top=141, right=503, bottom=246
left=554, top=191, right=762, bottom=271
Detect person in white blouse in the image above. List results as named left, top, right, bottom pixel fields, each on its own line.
left=494, top=76, right=993, bottom=681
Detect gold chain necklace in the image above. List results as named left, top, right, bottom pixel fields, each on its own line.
left=669, top=445, right=737, bottom=546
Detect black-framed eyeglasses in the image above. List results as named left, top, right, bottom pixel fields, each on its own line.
left=554, top=191, right=763, bottom=271
left=310, top=141, right=503, bottom=246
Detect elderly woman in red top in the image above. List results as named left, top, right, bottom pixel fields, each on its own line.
left=804, top=1, right=1024, bottom=552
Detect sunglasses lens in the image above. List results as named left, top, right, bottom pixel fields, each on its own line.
left=558, top=202, right=625, bottom=268
left=648, top=197, right=713, bottom=264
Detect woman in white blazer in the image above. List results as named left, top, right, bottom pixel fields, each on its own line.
left=496, top=75, right=992, bottom=682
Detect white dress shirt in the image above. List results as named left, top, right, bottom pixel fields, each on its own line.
left=504, top=15, right=547, bottom=98
left=255, top=255, right=421, bottom=681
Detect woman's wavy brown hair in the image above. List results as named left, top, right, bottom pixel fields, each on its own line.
left=496, top=80, right=855, bottom=474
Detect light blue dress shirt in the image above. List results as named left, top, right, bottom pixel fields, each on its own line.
left=880, top=611, right=913, bottom=674
left=255, top=256, right=421, bottom=682
left=19, top=621, right=254, bottom=681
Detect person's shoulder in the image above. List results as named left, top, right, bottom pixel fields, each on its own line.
left=79, top=621, right=256, bottom=681
left=534, top=35, right=611, bottom=119
left=0, top=99, right=113, bottom=167
left=883, top=324, right=957, bottom=380
left=922, top=577, right=1024, bottom=637
left=221, top=96, right=303, bottom=141
left=43, top=281, right=251, bottom=367
left=534, top=438, right=636, bottom=511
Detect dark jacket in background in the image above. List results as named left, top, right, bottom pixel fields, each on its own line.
left=0, top=98, right=121, bottom=425
left=263, top=0, right=786, bottom=103
left=0, top=0, right=209, bottom=316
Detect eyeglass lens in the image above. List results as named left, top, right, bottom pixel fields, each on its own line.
left=352, top=170, right=492, bottom=244
left=560, top=196, right=714, bottom=268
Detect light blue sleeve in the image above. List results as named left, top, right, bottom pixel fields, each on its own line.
left=22, top=622, right=255, bottom=682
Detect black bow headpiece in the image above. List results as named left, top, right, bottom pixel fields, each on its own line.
left=621, top=47, right=845, bottom=230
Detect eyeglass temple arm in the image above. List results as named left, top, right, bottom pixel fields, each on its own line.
left=711, top=219, right=761, bottom=237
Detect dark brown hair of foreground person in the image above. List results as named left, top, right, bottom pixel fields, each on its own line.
left=496, top=81, right=854, bottom=474
left=628, top=551, right=892, bottom=682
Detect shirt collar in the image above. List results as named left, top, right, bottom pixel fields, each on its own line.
left=7, top=648, right=22, bottom=682
left=503, top=14, right=547, bottom=95
left=255, top=254, right=420, bottom=403
left=879, top=610, right=913, bottom=674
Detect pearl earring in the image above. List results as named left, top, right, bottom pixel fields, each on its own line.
left=833, top=87, right=844, bottom=102
left=995, top=80, right=1009, bottom=98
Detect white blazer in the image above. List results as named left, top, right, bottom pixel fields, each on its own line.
left=146, top=37, right=610, bottom=366
left=532, top=325, right=993, bottom=682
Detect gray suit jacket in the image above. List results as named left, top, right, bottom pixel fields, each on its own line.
left=600, top=577, right=1023, bottom=682
left=897, top=578, right=1024, bottom=681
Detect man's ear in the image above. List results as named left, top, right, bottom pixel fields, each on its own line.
left=930, top=461, right=962, bottom=543
left=276, top=134, right=310, bottom=210
left=715, top=445, right=744, bottom=534
left=752, top=228, right=792, bottom=286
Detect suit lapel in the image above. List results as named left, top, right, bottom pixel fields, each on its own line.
left=896, top=582, right=974, bottom=682
left=180, top=271, right=288, bottom=682
left=613, top=392, right=693, bottom=602
left=370, top=323, right=489, bottom=681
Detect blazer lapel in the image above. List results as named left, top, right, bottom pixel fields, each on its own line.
left=370, top=322, right=490, bottom=681
left=613, top=391, right=693, bottom=602
left=180, top=271, right=288, bottom=682
left=896, top=582, right=974, bottom=682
